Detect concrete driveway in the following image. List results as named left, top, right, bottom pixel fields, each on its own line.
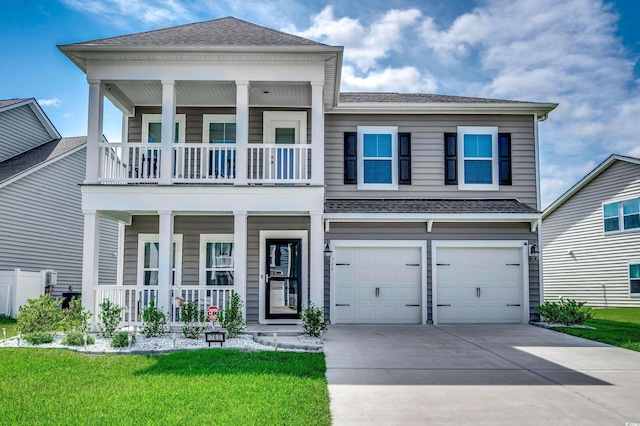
left=323, top=324, right=640, bottom=425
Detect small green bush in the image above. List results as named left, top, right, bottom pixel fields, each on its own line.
left=111, top=331, right=135, bottom=348
left=98, top=299, right=123, bottom=338
left=536, top=299, right=594, bottom=325
left=180, top=300, right=208, bottom=339
left=219, top=291, right=246, bottom=338
left=17, top=294, right=63, bottom=334
left=61, top=331, right=95, bottom=346
left=301, top=303, right=329, bottom=338
left=62, top=296, right=92, bottom=333
left=141, top=300, right=167, bottom=338
left=24, top=331, right=54, bottom=345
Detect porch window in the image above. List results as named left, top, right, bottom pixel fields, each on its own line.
left=263, top=111, right=307, bottom=144
left=138, top=234, right=183, bottom=286
left=141, top=114, right=186, bottom=143
left=200, top=234, right=234, bottom=286
left=203, top=115, right=236, bottom=178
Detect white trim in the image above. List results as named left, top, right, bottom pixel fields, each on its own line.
left=141, top=113, right=186, bottom=143
left=0, top=144, right=86, bottom=190
left=431, top=240, right=529, bottom=325
left=328, top=102, right=558, bottom=117
left=534, top=113, right=541, bottom=210
left=199, top=234, right=234, bottom=286
left=356, top=125, right=398, bottom=190
left=457, top=126, right=499, bottom=191
left=262, top=111, right=307, bottom=144
left=329, top=240, right=428, bottom=324
left=202, top=114, right=236, bottom=144
left=136, top=234, right=183, bottom=286
left=628, top=260, right=640, bottom=298
left=258, top=230, right=308, bottom=324
left=116, top=223, right=125, bottom=286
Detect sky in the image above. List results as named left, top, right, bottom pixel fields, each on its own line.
left=1, top=0, right=639, bottom=207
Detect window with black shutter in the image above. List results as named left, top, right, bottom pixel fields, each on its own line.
left=344, top=132, right=357, bottom=184
left=398, top=133, right=411, bottom=185
left=498, top=133, right=512, bottom=185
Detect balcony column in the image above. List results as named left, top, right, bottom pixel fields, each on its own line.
left=81, top=211, right=100, bottom=325
left=235, top=80, right=249, bottom=185
left=233, top=211, right=248, bottom=318
left=86, top=80, right=104, bottom=184
left=309, top=212, right=324, bottom=308
left=310, top=81, right=325, bottom=185
left=160, top=80, right=176, bottom=185
left=157, top=211, right=174, bottom=316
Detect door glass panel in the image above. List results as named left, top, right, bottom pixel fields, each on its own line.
left=266, top=239, right=301, bottom=318
left=275, top=128, right=295, bottom=144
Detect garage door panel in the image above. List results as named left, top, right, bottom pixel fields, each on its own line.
left=335, top=266, right=354, bottom=283
left=334, top=306, right=355, bottom=322
left=335, top=286, right=355, bottom=303
left=355, top=307, right=376, bottom=321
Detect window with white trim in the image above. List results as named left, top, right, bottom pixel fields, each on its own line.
left=137, top=234, right=183, bottom=286
left=630, top=262, right=640, bottom=297
left=603, top=198, right=640, bottom=233
left=457, top=126, right=499, bottom=190
left=357, top=126, right=398, bottom=190
left=200, top=234, right=234, bottom=286
left=142, top=114, right=186, bottom=143
left=203, top=114, right=236, bottom=144
left=263, top=111, right=307, bottom=144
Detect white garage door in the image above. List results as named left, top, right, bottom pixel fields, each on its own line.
left=435, top=247, right=524, bottom=324
left=333, top=246, right=422, bottom=324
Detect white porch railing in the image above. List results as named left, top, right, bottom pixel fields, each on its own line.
left=248, top=144, right=312, bottom=183
left=172, top=144, right=236, bottom=182
left=98, top=143, right=161, bottom=183
left=94, top=285, right=233, bottom=326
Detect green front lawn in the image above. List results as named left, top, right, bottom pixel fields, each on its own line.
left=551, top=308, right=640, bottom=352
left=0, top=317, right=17, bottom=338
left=0, top=348, right=331, bottom=425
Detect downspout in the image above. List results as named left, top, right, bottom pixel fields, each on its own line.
left=534, top=113, right=544, bottom=310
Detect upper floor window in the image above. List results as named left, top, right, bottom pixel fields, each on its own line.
left=357, top=126, right=398, bottom=190
left=630, top=262, right=640, bottom=297
left=142, top=114, right=186, bottom=143
left=263, top=111, right=307, bottom=144
left=604, top=198, right=640, bottom=233
left=200, top=234, right=234, bottom=286
left=137, top=234, right=183, bottom=286
left=457, top=126, right=499, bottom=190
left=203, top=114, right=236, bottom=144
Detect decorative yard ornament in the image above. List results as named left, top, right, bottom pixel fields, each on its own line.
left=207, top=305, right=219, bottom=323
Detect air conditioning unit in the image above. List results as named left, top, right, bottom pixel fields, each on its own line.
left=44, top=270, right=57, bottom=292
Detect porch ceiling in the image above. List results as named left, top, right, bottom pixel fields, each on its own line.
left=105, top=80, right=312, bottom=110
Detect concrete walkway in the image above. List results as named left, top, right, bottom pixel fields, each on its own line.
left=324, top=324, right=640, bottom=425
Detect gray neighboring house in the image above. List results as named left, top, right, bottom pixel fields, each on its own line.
left=542, top=154, right=640, bottom=307
left=0, top=98, right=118, bottom=299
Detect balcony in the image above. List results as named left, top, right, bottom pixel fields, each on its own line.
left=98, top=142, right=313, bottom=184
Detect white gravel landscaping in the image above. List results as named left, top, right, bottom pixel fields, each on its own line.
left=0, top=332, right=317, bottom=353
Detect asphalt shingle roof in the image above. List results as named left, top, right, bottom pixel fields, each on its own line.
left=0, top=137, right=86, bottom=184
left=339, top=92, right=536, bottom=104
left=0, top=98, right=30, bottom=109
left=69, top=17, right=326, bottom=47
left=325, top=199, right=540, bottom=214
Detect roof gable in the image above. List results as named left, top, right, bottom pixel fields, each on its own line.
left=543, top=154, right=640, bottom=218
left=0, top=98, right=61, bottom=140
left=66, top=17, right=326, bottom=47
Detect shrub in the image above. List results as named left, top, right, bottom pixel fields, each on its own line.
left=180, top=300, right=208, bottom=339
left=536, top=299, right=594, bottom=325
left=141, top=300, right=167, bottom=337
left=301, top=303, right=329, bottom=338
left=98, top=299, right=123, bottom=338
left=24, top=331, right=54, bottom=345
left=219, top=291, right=246, bottom=338
left=17, top=294, right=63, bottom=334
left=62, top=296, right=92, bottom=333
left=61, top=331, right=95, bottom=346
left=111, top=331, right=135, bottom=348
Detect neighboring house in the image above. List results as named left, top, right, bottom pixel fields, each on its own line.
left=542, top=154, right=640, bottom=307
left=0, top=98, right=119, bottom=302
left=57, top=17, right=556, bottom=326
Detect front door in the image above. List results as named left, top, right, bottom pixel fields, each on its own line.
left=266, top=239, right=302, bottom=319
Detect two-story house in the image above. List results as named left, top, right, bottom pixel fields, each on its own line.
left=58, top=17, right=556, bottom=326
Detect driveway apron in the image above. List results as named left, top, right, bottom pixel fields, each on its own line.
left=323, top=324, right=640, bottom=425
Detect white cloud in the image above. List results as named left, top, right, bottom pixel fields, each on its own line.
left=38, top=98, right=61, bottom=107
left=60, top=0, right=192, bottom=27
left=341, top=65, right=437, bottom=93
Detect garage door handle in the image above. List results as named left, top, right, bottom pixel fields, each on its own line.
left=336, top=263, right=350, bottom=266
left=437, top=304, right=451, bottom=307
left=507, top=304, right=521, bottom=307
left=436, top=263, right=450, bottom=266
left=405, top=304, right=420, bottom=307
left=336, top=303, right=350, bottom=307
left=506, top=263, right=520, bottom=266
left=406, top=263, right=420, bottom=266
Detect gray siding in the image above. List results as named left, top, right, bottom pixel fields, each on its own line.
left=0, top=104, right=54, bottom=162
left=0, top=148, right=119, bottom=297
left=325, top=222, right=539, bottom=322
left=324, top=114, right=538, bottom=208
left=542, top=160, right=640, bottom=307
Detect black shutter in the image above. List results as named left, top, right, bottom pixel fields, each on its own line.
left=398, top=133, right=411, bottom=185
left=344, top=132, right=357, bottom=184
left=444, top=133, right=457, bottom=185
left=498, top=133, right=512, bottom=185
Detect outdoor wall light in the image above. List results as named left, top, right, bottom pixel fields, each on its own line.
left=324, top=243, right=332, bottom=259
left=529, top=242, right=540, bottom=260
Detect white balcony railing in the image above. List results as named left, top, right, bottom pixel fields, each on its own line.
left=98, top=143, right=312, bottom=184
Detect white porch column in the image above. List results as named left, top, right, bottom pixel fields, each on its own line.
left=235, top=81, right=249, bottom=185
left=86, top=80, right=104, bottom=183
left=157, top=211, right=174, bottom=315
left=233, top=211, right=248, bottom=318
left=310, top=212, right=324, bottom=308
left=160, top=80, right=176, bottom=185
left=81, top=211, right=100, bottom=322
left=310, top=81, right=325, bottom=185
